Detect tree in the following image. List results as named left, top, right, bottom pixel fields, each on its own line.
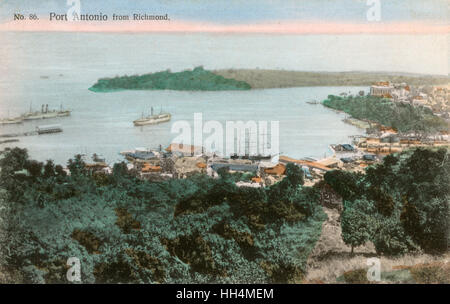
left=324, top=170, right=362, bottom=201
left=372, top=217, right=417, bottom=255
left=67, top=154, right=86, bottom=176
left=367, top=187, right=395, bottom=216
left=401, top=195, right=449, bottom=254
left=25, top=160, right=43, bottom=180
left=285, top=163, right=304, bottom=187
left=267, top=163, right=303, bottom=204
left=341, top=199, right=374, bottom=254
left=55, top=165, right=67, bottom=177
left=113, top=162, right=129, bottom=179
left=0, top=147, right=29, bottom=173
left=43, top=160, right=56, bottom=178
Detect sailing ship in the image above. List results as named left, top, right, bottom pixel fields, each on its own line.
left=133, top=107, right=171, bottom=126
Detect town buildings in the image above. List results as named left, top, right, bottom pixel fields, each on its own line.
left=370, top=82, right=450, bottom=119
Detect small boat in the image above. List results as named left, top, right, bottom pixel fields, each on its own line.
left=306, top=100, right=320, bottom=105
left=57, top=104, right=72, bottom=117
left=133, top=107, right=171, bottom=126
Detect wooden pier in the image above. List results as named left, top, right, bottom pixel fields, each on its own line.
left=279, top=155, right=332, bottom=172
left=0, top=131, right=37, bottom=138
left=0, top=124, right=62, bottom=138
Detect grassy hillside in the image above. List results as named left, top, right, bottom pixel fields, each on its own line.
left=89, top=66, right=251, bottom=92
left=214, top=69, right=450, bottom=89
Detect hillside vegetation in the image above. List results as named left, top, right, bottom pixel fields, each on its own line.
left=0, top=148, right=325, bottom=283
left=322, top=94, right=448, bottom=133
left=1, top=147, right=447, bottom=283
left=325, top=147, right=449, bottom=256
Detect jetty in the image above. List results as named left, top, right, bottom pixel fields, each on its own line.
left=0, top=139, right=19, bottom=144
left=0, top=124, right=62, bottom=138
left=0, top=130, right=37, bottom=138
left=279, top=155, right=332, bottom=172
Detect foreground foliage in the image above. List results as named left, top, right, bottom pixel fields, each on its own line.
left=325, top=148, right=449, bottom=255
left=0, top=148, right=324, bottom=283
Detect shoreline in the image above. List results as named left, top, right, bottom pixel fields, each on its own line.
left=341, top=117, right=372, bottom=130
left=321, top=104, right=372, bottom=131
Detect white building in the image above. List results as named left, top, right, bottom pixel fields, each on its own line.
left=370, top=82, right=394, bottom=97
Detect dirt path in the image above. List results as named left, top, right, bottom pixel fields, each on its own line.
left=304, top=207, right=448, bottom=283
left=305, top=207, right=376, bottom=282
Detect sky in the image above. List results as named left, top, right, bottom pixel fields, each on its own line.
left=0, top=0, right=448, bottom=33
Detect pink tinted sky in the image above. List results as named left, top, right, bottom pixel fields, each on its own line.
left=0, top=19, right=449, bottom=34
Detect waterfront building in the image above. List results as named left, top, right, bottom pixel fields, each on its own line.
left=370, top=82, right=394, bottom=97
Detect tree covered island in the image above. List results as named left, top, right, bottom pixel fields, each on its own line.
left=89, top=66, right=252, bottom=92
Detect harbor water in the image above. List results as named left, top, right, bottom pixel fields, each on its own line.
left=1, top=32, right=444, bottom=164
